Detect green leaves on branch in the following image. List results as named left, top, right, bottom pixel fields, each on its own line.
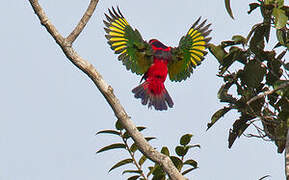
left=109, top=159, right=134, bottom=172
left=96, top=143, right=126, bottom=153
left=207, top=107, right=232, bottom=130
left=209, top=0, right=289, bottom=152
left=148, top=134, right=199, bottom=179
left=97, top=123, right=200, bottom=179
left=273, top=7, right=288, bottom=29
left=96, top=122, right=155, bottom=180
left=180, top=134, right=192, bottom=146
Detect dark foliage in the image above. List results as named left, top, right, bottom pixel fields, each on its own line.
left=209, top=0, right=289, bottom=153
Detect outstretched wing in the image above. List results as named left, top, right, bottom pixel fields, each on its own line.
left=168, top=17, right=212, bottom=82
left=104, top=7, right=153, bottom=75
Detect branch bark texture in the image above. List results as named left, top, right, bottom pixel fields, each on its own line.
left=28, top=0, right=186, bottom=179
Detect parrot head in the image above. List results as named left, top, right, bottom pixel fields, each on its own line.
left=149, top=39, right=170, bottom=51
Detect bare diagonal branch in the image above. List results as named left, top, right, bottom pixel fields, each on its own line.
left=29, top=0, right=64, bottom=45
left=66, top=0, right=99, bottom=44
left=28, top=0, right=186, bottom=179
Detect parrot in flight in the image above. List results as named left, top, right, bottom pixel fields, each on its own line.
left=104, top=7, right=211, bottom=111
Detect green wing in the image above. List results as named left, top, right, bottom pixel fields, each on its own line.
left=104, top=7, right=153, bottom=75
left=168, top=17, right=212, bottom=82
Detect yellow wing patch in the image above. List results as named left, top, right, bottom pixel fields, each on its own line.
left=110, top=37, right=128, bottom=42
left=109, top=31, right=124, bottom=37
left=112, top=41, right=127, bottom=47
left=168, top=17, right=212, bottom=82
left=109, top=26, right=124, bottom=34
left=104, top=7, right=153, bottom=76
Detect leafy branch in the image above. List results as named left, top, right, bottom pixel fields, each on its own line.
left=97, top=124, right=199, bottom=180
left=208, top=0, right=289, bottom=152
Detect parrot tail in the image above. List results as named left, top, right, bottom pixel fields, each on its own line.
left=132, top=81, right=174, bottom=111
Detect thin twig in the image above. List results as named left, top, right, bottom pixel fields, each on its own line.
left=66, top=0, right=98, bottom=44
left=247, top=81, right=289, bottom=105
left=28, top=1, right=186, bottom=179
left=122, top=137, right=148, bottom=180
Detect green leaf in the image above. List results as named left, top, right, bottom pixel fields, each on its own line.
left=123, top=126, right=147, bottom=139
left=248, top=3, right=260, bottom=14
left=147, top=166, right=154, bottom=177
left=180, top=134, right=193, bottom=146
left=186, top=144, right=201, bottom=149
left=170, top=156, right=183, bottom=171
left=219, top=47, right=243, bottom=74
left=229, top=115, right=252, bottom=148
left=207, top=107, right=232, bottom=130
left=225, top=0, right=234, bottom=19
left=115, top=120, right=124, bottom=130
left=138, top=155, right=147, bottom=166
left=240, top=60, right=266, bottom=88
left=130, top=137, right=155, bottom=153
left=272, top=7, right=288, bottom=29
left=177, top=145, right=200, bottom=157
left=109, top=158, right=133, bottom=172
left=228, top=129, right=238, bottom=148
left=160, top=146, right=170, bottom=156
left=122, top=170, right=142, bottom=175
left=276, top=29, right=286, bottom=45
left=127, top=175, right=140, bottom=180
left=208, top=43, right=227, bottom=65
left=152, top=164, right=165, bottom=176
left=266, top=57, right=282, bottom=85
left=145, top=137, right=156, bottom=141
left=274, top=118, right=288, bottom=153
left=217, top=82, right=238, bottom=103
left=152, top=174, right=165, bottom=180
left=232, top=35, right=247, bottom=45
left=96, top=143, right=126, bottom=153
left=96, top=129, right=120, bottom=136
left=130, top=143, right=138, bottom=153
left=249, top=24, right=267, bottom=53
left=182, top=167, right=196, bottom=175
left=175, top=146, right=186, bottom=157
left=184, top=159, right=198, bottom=168
left=276, top=0, right=284, bottom=7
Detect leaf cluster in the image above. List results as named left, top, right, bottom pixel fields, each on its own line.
left=150, top=134, right=200, bottom=180
left=209, top=0, right=289, bottom=153
left=96, top=121, right=199, bottom=179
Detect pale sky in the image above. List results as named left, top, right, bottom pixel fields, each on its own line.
left=1, top=0, right=286, bottom=179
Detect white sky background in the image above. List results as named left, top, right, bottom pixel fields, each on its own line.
left=1, top=0, right=287, bottom=179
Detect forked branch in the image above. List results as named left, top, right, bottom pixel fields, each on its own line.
left=28, top=0, right=186, bottom=179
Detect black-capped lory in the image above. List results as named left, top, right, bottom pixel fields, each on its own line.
left=104, top=7, right=212, bottom=111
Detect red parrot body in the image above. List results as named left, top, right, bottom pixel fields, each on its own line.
left=132, top=40, right=174, bottom=111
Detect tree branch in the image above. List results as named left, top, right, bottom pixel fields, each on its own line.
left=28, top=0, right=186, bottom=179
left=247, top=82, right=289, bottom=105
left=66, top=0, right=98, bottom=44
